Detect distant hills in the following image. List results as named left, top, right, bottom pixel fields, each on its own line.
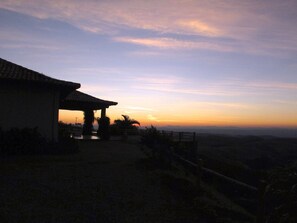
left=157, top=126, right=297, bottom=138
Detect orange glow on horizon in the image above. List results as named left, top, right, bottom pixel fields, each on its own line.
left=59, top=109, right=297, bottom=128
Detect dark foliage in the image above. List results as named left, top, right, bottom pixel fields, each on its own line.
left=141, top=125, right=161, bottom=147
left=109, top=123, right=122, bottom=136
left=141, top=126, right=173, bottom=149
left=141, top=127, right=297, bottom=221
left=97, top=116, right=110, bottom=140
left=113, top=115, right=140, bottom=140
left=141, top=126, right=173, bottom=167
left=0, top=127, right=79, bottom=155
left=58, top=121, right=72, bottom=138
left=265, top=165, right=297, bottom=223
left=114, top=115, right=140, bottom=129
left=0, top=127, right=45, bottom=155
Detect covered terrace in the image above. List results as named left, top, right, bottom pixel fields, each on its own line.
left=60, top=90, right=118, bottom=136
left=60, top=90, right=117, bottom=118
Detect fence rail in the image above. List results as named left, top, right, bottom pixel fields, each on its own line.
left=161, top=130, right=196, bottom=142
left=141, top=129, right=266, bottom=223
left=172, top=153, right=258, bottom=192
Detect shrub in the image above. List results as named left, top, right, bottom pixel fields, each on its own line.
left=0, top=127, right=79, bottom=155
left=141, top=126, right=174, bottom=167
left=141, top=125, right=160, bottom=147
left=58, top=121, right=72, bottom=138
left=97, top=117, right=110, bottom=140
left=0, top=127, right=45, bottom=155
left=265, top=165, right=297, bottom=223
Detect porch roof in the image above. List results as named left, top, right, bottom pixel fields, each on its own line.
left=60, top=90, right=118, bottom=111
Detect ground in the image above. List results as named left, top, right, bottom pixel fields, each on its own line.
left=0, top=140, right=205, bottom=223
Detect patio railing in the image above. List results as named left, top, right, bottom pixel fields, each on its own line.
left=141, top=129, right=266, bottom=223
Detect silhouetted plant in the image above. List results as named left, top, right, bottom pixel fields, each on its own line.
left=82, top=110, right=94, bottom=135
left=114, top=115, right=140, bottom=129
left=141, top=125, right=161, bottom=147
left=0, top=127, right=45, bottom=155
left=96, top=116, right=110, bottom=140
left=113, top=115, right=140, bottom=140
left=141, top=126, right=173, bottom=167
left=109, top=123, right=122, bottom=136
left=0, top=127, right=79, bottom=155
left=265, top=165, right=297, bottom=223
left=58, top=121, right=72, bottom=139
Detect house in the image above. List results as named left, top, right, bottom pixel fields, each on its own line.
left=0, top=58, right=117, bottom=141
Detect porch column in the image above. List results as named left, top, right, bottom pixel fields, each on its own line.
left=82, top=109, right=94, bottom=136
left=101, top=108, right=106, bottom=118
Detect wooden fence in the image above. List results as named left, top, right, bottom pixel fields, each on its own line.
left=141, top=130, right=266, bottom=223
left=161, top=130, right=196, bottom=142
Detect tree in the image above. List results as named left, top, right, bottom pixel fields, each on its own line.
left=113, top=115, right=140, bottom=140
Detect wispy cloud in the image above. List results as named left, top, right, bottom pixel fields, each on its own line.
left=1, top=0, right=296, bottom=55
left=132, top=76, right=297, bottom=98
left=147, top=114, right=162, bottom=122
left=247, top=82, right=297, bottom=91
left=0, top=43, right=61, bottom=50
left=79, top=84, right=120, bottom=95
left=273, top=100, right=297, bottom=105
left=133, top=85, right=237, bottom=96
left=113, top=37, right=233, bottom=52
left=135, top=76, right=182, bottom=85
left=195, top=102, right=251, bottom=109
left=177, top=19, right=222, bottom=37
left=124, top=106, right=156, bottom=112
left=0, top=27, right=68, bottom=51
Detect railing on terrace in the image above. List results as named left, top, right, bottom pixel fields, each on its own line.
left=160, top=130, right=196, bottom=142
left=140, top=129, right=266, bottom=223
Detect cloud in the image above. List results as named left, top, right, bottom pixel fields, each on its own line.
left=118, top=106, right=157, bottom=114
left=133, top=85, right=238, bottom=96
left=0, top=43, right=61, bottom=50
left=247, top=82, right=297, bottom=91
left=195, top=102, right=251, bottom=109
left=1, top=0, right=297, bottom=55
left=113, top=37, right=233, bottom=52
left=177, top=19, right=222, bottom=37
left=135, top=76, right=182, bottom=85
left=132, top=77, right=247, bottom=97
left=132, top=77, right=297, bottom=98
left=79, top=84, right=120, bottom=95
left=147, top=114, right=160, bottom=122
left=0, top=26, right=69, bottom=51
left=273, top=100, right=297, bottom=106
left=124, top=106, right=156, bottom=112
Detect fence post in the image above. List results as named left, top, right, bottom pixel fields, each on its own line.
left=179, top=132, right=183, bottom=142
left=256, top=180, right=267, bottom=223
left=168, top=146, right=174, bottom=168
left=196, top=158, right=203, bottom=188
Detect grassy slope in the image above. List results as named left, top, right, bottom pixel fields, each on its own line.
left=0, top=141, right=205, bottom=223
left=4, top=136, right=288, bottom=222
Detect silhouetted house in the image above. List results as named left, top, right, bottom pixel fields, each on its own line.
left=0, top=58, right=117, bottom=141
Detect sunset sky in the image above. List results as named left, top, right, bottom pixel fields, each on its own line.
left=1, top=0, right=297, bottom=127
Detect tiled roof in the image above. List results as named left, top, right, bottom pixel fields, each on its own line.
left=0, top=58, right=80, bottom=89
left=60, top=90, right=118, bottom=110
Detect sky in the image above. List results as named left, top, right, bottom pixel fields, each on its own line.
left=0, top=0, right=297, bottom=128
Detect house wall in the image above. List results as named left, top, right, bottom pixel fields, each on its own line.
left=0, top=82, right=60, bottom=141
